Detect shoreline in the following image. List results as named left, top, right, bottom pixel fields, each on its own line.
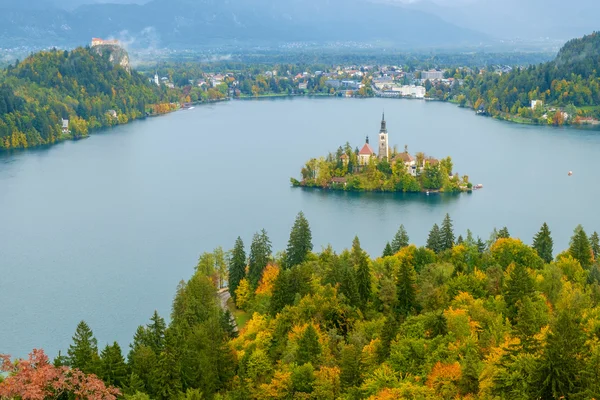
left=291, top=182, right=471, bottom=195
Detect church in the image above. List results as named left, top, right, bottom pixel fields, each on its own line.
left=358, top=113, right=389, bottom=165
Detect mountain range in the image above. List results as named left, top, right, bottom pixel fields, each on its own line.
left=0, top=0, right=488, bottom=49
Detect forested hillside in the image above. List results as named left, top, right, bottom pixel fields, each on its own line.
left=3, top=213, right=600, bottom=399
left=458, top=32, right=600, bottom=123
left=0, top=46, right=184, bottom=150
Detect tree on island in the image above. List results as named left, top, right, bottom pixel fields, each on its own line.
left=285, top=211, right=313, bottom=269
left=248, top=229, right=272, bottom=288
left=532, top=222, right=554, bottom=264
left=391, top=224, right=410, bottom=253
left=229, top=237, right=246, bottom=302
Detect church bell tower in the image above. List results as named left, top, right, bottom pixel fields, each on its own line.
left=378, top=112, right=389, bottom=159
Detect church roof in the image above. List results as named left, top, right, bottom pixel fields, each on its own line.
left=359, top=143, right=375, bottom=155
left=394, top=152, right=414, bottom=163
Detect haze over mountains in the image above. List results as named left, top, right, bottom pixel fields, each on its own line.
left=0, top=0, right=596, bottom=50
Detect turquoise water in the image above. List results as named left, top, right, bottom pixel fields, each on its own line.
left=1, top=97, right=599, bottom=357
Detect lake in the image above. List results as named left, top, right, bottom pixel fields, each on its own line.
left=1, top=97, right=599, bottom=358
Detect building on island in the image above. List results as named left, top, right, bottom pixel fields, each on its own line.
left=154, top=73, right=160, bottom=86
left=91, top=38, right=120, bottom=47
left=394, top=146, right=417, bottom=176
left=358, top=136, right=375, bottom=165
left=61, top=119, right=70, bottom=135
left=378, top=112, right=389, bottom=159
left=340, top=153, right=349, bottom=166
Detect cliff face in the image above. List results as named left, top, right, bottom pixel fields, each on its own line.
left=91, top=45, right=130, bottom=73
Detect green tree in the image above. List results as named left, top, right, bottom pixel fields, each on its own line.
left=569, top=224, right=593, bottom=268
left=248, top=229, right=272, bottom=287
left=426, top=223, right=442, bottom=254
left=340, top=344, right=362, bottom=389
left=100, top=342, right=129, bottom=388
left=590, top=231, right=600, bottom=261
left=476, top=237, right=486, bottom=253
left=155, top=333, right=182, bottom=400
left=504, top=263, right=535, bottom=318
left=296, top=324, right=322, bottom=365
left=382, top=242, right=394, bottom=257
left=285, top=211, right=313, bottom=268
left=440, top=213, right=455, bottom=251
left=391, top=224, right=410, bottom=253
left=396, top=262, right=417, bottom=316
left=228, top=236, right=246, bottom=301
left=352, top=237, right=372, bottom=307
left=498, top=227, right=510, bottom=239
left=532, top=222, right=554, bottom=263
left=147, top=310, right=166, bottom=354
left=67, top=320, right=99, bottom=374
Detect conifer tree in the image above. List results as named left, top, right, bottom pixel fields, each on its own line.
left=228, top=236, right=246, bottom=301
left=248, top=229, right=272, bottom=288
left=590, top=231, right=600, bottom=261
left=391, top=224, right=409, bottom=253
left=382, top=242, right=393, bottom=257
left=457, top=235, right=464, bottom=245
left=352, top=237, right=372, bottom=307
left=532, top=222, right=554, bottom=264
left=340, top=344, right=362, bottom=389
left=505, top=263, right=534, bottom=318
left=569, top=225, right=593, bottom=268
left=340, top=263, right=360, bottom=308
left=124, top=372, right=145, bottom=395
left=67, top=320, right=99, bottom=374
left=396, top=262, right=417, bottom=317
left=270, top=269, right=294, bottom=316
left=498, top=226, right=510, bottom=239
left=440, top=213, right=455, bottom=251
left=296, top=324, right=322, bottom=365
left=285, top=211, right=313, bottom=268
left=155, top=331, right=182, bottom=400
left=426, top=223, right=442, bottom=254
left=476, top=237, right=486, bottom=253
left=221, top=309, right=238, bottom=339
left=147, top=310, right=166, bottom=355
left=100, top=342, right=129, bottom=388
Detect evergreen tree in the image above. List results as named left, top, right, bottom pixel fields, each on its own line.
left=396, top=262, right=417, bottom=316
left=476, top=237, right=486, bottom=253
left=155, top=331, right=182, bottom=400
left=147, top=310, right=166, bottom=354
left=53, top=351, right=68, bottom=367
left=228, top=236, right=246, bottom=301
left=296, top=324, right=322, bottom=365
left=440, top=213, right=455, bottom=251
left=352, top=237, right=372, bottom=307
left=537, top=311, right=587, bottom=399
left=285, top=211, right=313, bottom=268
left=67, top=320, right=99, bottom=374
left=426, top=223, right=442, bottom=254
left=221, top=309, right=238, bottom=339
left=391, top=224, right=409, bottom=253
left=382, top=242, right=393, bottom=257
left=569, top=225, right=593, bottom=268
left=532, top=222, right=554, bottom=264
left=590, top=231, right=600, bottom=261
left=340, top=263, right=360, bottom=308
left=457, top=235, right=464, bottom=245
left=270, top=269, right=294, bottom=315
left=504, top=263, right=535, bottom=318
left=124, top=372, right=145, bottom=395
left=498, top=226, right=510, bottom=239
left=377, top=316, right=398, bottom=362
left=100, top=342, right=129, bottom=388
left=248, top=229, right=272, bottom=288
left=340, top=344, right=362, bottom=389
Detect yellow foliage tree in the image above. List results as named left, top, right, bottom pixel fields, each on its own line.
left=235, top=278, right=253, bottom=310
left=256, top=264, right=280, bottom=296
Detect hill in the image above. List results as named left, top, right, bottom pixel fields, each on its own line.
left=0, top=0, right=487, bottom=49
left=0, top=46, right=179, bottom=150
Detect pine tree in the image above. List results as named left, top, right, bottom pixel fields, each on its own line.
left=532, top=222, right=554, bottom=264
left=569, top=225, right=593, bottom=268
left=457, top=235, right=464, bottom=245
left=53, top=351, right=68, bottom=367
left=391, top=224, right=409, bottom=253
left=285, top=211, right=313, bottom=268
left=396, top=262, right=417, bottom=316
left=590, top=231, right=600, bottom=261
left=352, top=237, right=372, bottom=307
left=340, top=344, right=362, bottom=389
left=147, top=310, right=166, bottom=354
left=248, top=229, right=272, bottom=288
left=100, top=342, right=129, bottom=388
left=124, top=372, right=145, bottom=395
left=382, top=242, right=393, bottom=257
left=270, top=269, right=294, bottom=316
left=426, top=223, right=442, bottom=254
left=67, top=320, right=99, bottom=373
left=221, top=309, right=238, bottom=339
left=440, top=213, right=455, bottom=251
left=476, top=237, right=486, bottom=253
left=228, top=236, right=246, bottom=301
left=155, top=332, right=182, bottom=400
left=504, top=263, right=534, bottom=318
left=296, top=324, right=322, bottom=365
left=498, top=226, right=510, bottom=239
left=340, top=263, right=360, bottom=308
left=377, top=315, right=398, bottom=362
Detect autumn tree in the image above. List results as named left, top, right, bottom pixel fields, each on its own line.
left=228, top=236, right=246, bottom=302
left=67, top=320, right=99, bottom=374
left=391, top=224, right=410, bottom=253
left=532, top=222, right=554, bottom=263
left=248, top=229, right=272, bottom=288
left=285, top=211, right=313, bottom=268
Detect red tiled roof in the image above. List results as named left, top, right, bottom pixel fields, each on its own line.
left=394, top=152, right=414, bottom=163
left=359, top=143, right=375, bottom=155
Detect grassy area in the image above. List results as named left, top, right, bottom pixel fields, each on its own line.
left=227, top=297, right=250, bottom=330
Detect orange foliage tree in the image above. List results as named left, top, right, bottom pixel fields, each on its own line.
left=0, top=349, right=120, bottom=400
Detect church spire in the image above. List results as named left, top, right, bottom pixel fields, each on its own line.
left=380, top=111, right=387, bottom=133
left=366, top=135, right=369, bottom=144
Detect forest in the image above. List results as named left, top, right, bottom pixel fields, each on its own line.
left=0, top=46, right=210, bottom=151
left=3, top=212, right=600, bottom=399
left=291, top=144, right=470, bottom=193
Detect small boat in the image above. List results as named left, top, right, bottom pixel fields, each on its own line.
left=568, top=171, right=573, bottom=176
left=473, top=184, right=483, bottom=190
left=426, top=191, right=430, bottom=195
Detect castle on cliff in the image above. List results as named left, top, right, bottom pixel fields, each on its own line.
left=91, top=38, right=120, bottom=47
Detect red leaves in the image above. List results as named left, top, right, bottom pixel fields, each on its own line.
left=0, top=349, right=120, bottom=400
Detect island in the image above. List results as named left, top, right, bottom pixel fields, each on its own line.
left=291, top=113, right=473, bottom=193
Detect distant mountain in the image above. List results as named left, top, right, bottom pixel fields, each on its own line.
left=0, top=0, right=488, bottom=49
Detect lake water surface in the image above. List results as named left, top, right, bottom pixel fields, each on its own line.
left=1, top=97, right=599, bottom=357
